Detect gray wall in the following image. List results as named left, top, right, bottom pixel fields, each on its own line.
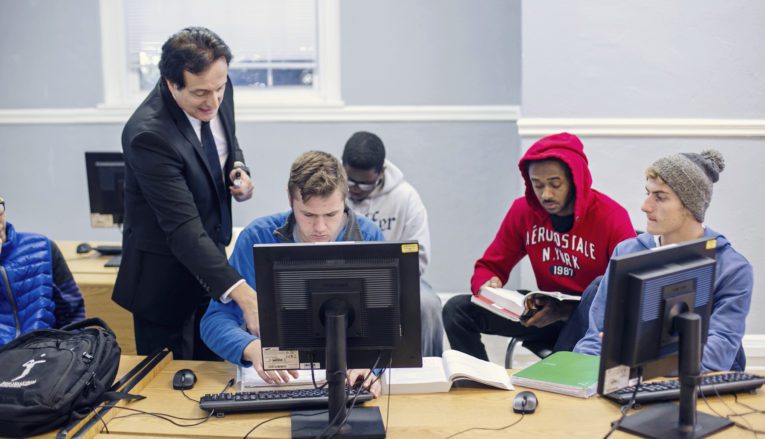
left=521, top=1, right=765, bottom=333
left=0, top=0, right=522, bottom=294
left=522, top=1, right=765, bottom=118
left=0, top=0, right=103, bottom=108
left=341, top=0, right=520, bottom=105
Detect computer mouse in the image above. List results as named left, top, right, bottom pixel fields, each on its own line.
left=76, top=242, right=93, bottom=254
left=513, top=390, right=538, bottom=414
left=172, top=368, right=197, bottom=390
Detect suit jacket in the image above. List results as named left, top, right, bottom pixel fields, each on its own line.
left=113, top=78, right=245, bottom=325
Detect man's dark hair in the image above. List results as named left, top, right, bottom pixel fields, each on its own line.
left=342, top=131, right=386, bottom=172
left=159, top=27, right=232, bottom=89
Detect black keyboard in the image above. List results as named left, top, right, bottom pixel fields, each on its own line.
left=199, top=388, right=373, bottom=414
left=605, top=372, right=765, bottom=405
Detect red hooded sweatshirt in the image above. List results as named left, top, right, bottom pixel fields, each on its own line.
left=471, top=132, right=635, bottom=295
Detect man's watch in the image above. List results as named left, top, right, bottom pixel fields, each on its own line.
left=232, top=163, right=251, bottom=177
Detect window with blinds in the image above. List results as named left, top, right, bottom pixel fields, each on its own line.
left=100, top=0, right=340, bottom=107
left=124, top=0, right=317, bottom=92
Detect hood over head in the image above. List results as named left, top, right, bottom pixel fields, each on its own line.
left=519, top=132, right=592, bottom=220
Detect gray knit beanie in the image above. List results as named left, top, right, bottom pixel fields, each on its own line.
left=649, top=149, right=725, bottom=223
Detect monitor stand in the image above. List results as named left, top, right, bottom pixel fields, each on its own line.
left=291, top=302, right=385, bottom=439
left=617, top=313, right=733, bottom=439
left=104, top=255, right=122, bottom=268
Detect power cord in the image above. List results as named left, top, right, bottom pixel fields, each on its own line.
left=700, top=384, right=765, bottom=435
left=309, top=353, right=329, bottom=390
left=97, top=378, right=235, bottom=431
left=603, top=386, right=640, bottom=438
left=445, top=413, right=525, bottom=438
left=383, top=358, right=392, bottom=436
left=242, top=410, right=328, bottom=438
left=315, top=354, right=384, bottom=439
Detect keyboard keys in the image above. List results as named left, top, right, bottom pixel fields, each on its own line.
left=199, top=387, right=373, bottom=414
left=606, top=372, right=765, bottom=405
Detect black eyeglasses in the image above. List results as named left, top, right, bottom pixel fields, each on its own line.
left=348, top=178, right=380, bottom=192
left=0, top=198, right=5, bottom=215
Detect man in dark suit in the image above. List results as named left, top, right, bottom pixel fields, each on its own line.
left=113, top=27, right=260, bottom=360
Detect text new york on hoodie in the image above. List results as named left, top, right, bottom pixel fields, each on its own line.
left=471, top=132, right=636, bottom=296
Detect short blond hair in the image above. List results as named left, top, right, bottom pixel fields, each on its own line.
left=645, top=167, right=663, bottom=182
left=288, top=151, right=348, bottom=203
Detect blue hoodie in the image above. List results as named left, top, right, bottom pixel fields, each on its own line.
left=574, top=227, right=752, bottom=372
left=201, top=210, right=384, bottom=365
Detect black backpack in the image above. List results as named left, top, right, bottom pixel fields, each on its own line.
left=0, top=318, right=122, bottom=437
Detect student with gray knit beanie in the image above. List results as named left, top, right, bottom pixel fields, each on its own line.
left=575, top=149, right=753, bottom=371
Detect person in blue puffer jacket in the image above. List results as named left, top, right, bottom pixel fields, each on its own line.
left=0, top=195, right=86, bottom=346
left=574, top=150, right=753, bottom=372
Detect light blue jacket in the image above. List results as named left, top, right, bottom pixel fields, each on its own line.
left=200, top=210, right=384, bottom=365
left=574, top=227, right=752, bottom=372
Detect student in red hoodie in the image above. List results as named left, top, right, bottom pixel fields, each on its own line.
left=443, top=133, right=635, bottom=360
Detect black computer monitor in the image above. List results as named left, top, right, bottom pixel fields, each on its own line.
left=254, top=241, right=422, bottom=439
left=598, top=236, right=732, bottom=438
left=84, top=152, right=125, bottom=267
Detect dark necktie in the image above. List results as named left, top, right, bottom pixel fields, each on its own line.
left=201, top=121, right=225, bottom=196
left=200, top=121, right=231, bottom=242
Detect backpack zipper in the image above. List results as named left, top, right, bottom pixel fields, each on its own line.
left=0, top=265, right=21, bottom=337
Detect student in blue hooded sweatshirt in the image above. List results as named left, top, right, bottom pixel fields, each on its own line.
left=574, top=150, right=753, bottom=371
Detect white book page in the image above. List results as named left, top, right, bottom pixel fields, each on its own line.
left=385, top=357, right=448, bottom=385
left=442, top=350, right=513, bottom=390
left=480, top=286, right=525, bottom=313
left=529, top=290, right=581, bottom=302
left=238, top=366, right=326, bottom=390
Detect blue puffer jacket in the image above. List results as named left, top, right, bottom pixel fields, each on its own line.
left=0, top=222, right=56, bottom=346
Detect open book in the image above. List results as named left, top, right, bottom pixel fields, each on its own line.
left=471, top=286, right=581, bottom=322
left=237, top=365, right=327, bottom=392
left=381, top=349, right=513, bottom=394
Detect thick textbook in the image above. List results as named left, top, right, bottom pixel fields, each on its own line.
left=510, top=351, right=599, bottom=398
left=237, top=365, right=326, bottom=391
left=382, top=349, right=514, bottom=394
left=471, top=286, right=581, bottom=322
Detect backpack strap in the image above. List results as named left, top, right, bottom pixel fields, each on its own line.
left=59, top=317, right=114, bottom=334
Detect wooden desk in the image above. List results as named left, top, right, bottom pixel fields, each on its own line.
left=57, top=241, right=135, bottom=355
left=91, top=360, right=765, bottom=438
left=58, top=233, right=243, bottom=357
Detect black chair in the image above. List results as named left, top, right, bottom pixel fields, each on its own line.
left=504, top=338, right=553, bottom=369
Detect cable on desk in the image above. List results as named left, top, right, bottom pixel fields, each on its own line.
left=241, top=410, right=328, bottom=439
left=101, top=378, right=235, bottom=429
left=700, top=385, right=765, bottom=435
left=315, top=353, right=384, bottom=439
left=445, top=413, right=525, bottom=438
left=603, top=366, right=643, bottom=439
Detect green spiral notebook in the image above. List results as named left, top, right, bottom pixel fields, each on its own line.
left=510, top=351, right=600, bottom=398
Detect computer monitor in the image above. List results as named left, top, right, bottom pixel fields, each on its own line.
left=598, top=236, right=732, bottom=438
left=84, top=152, right=125, bottom=267
left=254, top=241, right=423, bottom=439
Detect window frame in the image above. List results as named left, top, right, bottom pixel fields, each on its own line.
left=98, top=0, right=342, bottom=109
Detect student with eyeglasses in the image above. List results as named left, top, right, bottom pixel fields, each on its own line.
left=0, top=196, right=86, bottom=347
left=342, top=131, right=445, bottom=357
